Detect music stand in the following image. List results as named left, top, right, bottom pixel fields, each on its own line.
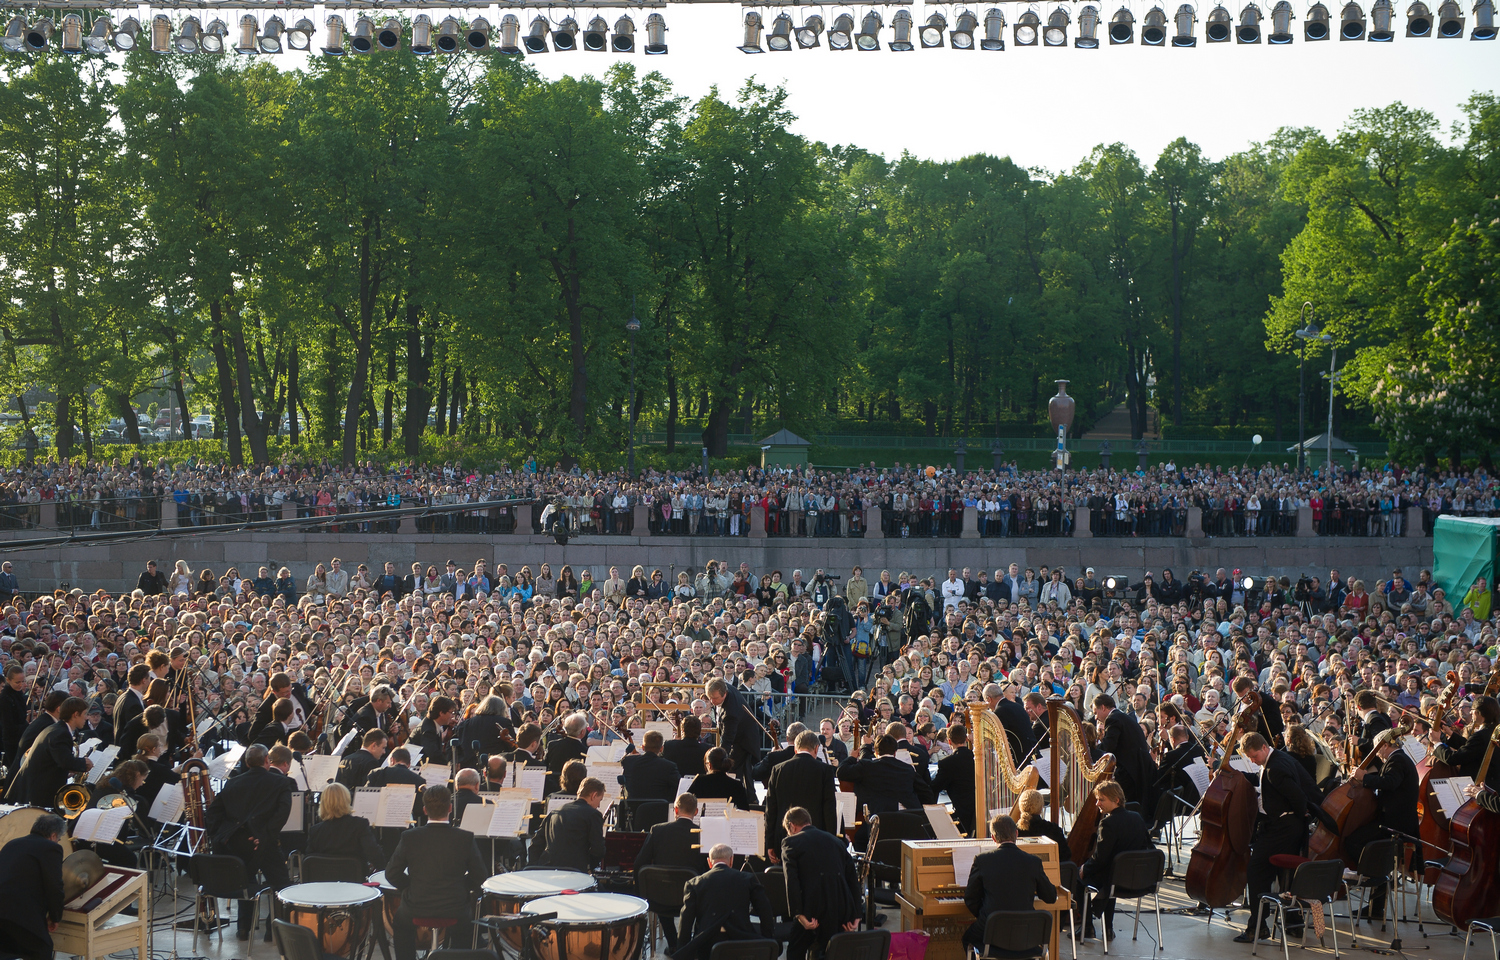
left=152, top=822, right=209, bottom=959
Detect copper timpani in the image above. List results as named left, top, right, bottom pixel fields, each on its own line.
left=523, top=892, right=649, bottom=960
left=477, top=870, right=596, bottom=957
left=277, top=882, right=381, bottom=958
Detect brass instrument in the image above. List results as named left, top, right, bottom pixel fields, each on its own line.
left=94, top=793, right=136, bottom=812
left=181, top=758, right=214, bottom=851
left=968, top=700, right=1039, bottom=838
left=57, top=783, right=94, bottom=819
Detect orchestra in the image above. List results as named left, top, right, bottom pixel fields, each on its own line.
left=3, top=562, right=1498, bottom=960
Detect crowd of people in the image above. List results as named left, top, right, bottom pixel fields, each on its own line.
left=0, top=537, right=1497, bottom=959
left=0, top=454, right=1495, bottom=539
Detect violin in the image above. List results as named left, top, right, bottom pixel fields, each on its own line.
left=1434, top=724, right=1500, bottom=928
left=1185, top=690, right=1262, bottom=908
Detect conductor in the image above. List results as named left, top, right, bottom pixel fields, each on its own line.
left=705, top=679, right=762, bottom=781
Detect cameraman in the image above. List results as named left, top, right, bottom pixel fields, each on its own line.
left=810, top=569, right=839, bottom=610
left=821, top=597, right=856, bottom=694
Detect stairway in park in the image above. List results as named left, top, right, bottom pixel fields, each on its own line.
left=1084, top=402, right=1159, bottom=440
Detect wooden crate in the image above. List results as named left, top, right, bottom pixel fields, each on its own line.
left=53, top=865, right=149, bottom=960
left=898, top=894, right=970, bottom=960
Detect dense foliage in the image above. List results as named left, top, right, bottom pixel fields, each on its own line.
left=1, top=50, right=1496, bottom=468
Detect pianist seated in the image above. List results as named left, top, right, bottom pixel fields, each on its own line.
left=961, top=814, right=1057, bottom=953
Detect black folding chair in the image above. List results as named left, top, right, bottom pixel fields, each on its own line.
left=825, top=930, right=891, bottom=960
left=974, top=909, right=1052, bottom=960
left=187, top=854, right=271, bottom=952
left=1346, top=838, right=1398, bottom=931
left=1111, top=849, right=1167, bottom=951
left=707, top=939, right=781, bottom=960
left=636, top=865, right=697, bottom=953
left=1251, top=858, right=1345, bottom=960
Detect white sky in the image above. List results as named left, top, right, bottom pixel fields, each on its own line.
left=518, top=6, right=1499, bottom=171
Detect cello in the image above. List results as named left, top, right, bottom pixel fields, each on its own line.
left=1185, top=691, right=1263, bottom=909
left=1434, top=723, right=1500, bottom=929
left=1416, top=673, right=1461, bottom=884
left=1307, top=700, right=1381, bottom=866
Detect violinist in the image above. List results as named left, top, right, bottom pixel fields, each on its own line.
left=453, top=692, right=517, bottom=766
left=414, top=696, right=457, bottom=767
left=506, top=723, right=544, bottom=767
left=1235, top=732, right=1316, bottom=944
left=1342, top=729, right=1419, bottom=921
left=1353, top=690, right=1393, bottom=759
left=248, top=672, right=315, bottom=743
left=1432, top=696, right=1500, bottom=779
left=344, top=685, right=395, bottom=756
left=252, top=699, right=297, bottom=749
left=1149, top=725, right=1203, bottom=835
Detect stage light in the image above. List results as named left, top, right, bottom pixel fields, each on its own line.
left=323, top=15, right=347, bottom=54
left=1340, top=1, right=1366, bottom=35
left=1367, top=0, right=1395, bottom=33
left=288, top=17, right=313, bottom=50
left=981, top=7, right=1007, bottom=46
left=1268, top=0, right=1296, bottom=37
left=234, top=15, right=257, bottom=53
left=411, top=14, right=433, bottom=53
left=26, top=16, right=54, bottom=50
left=1, top=15, right=23, bottom=52
left=1172, top=4, right=1198, bottom=42
left=1305, top=1, right=1331, bottom=34
left=1075, top=5, right=1102, bottom=43
left=148, top=14, right=171, bottom=52
left=175, top=16, right=202, bottom=52
left=59, top=14, right=83, bottom=53
left=1108, top=6, right=1135, bottom=40
left=349, top=17, right=374, bottom=53
left=1205, top=4, right=1232, bottom=37
left=547, top=16, right=571, bottom=50
left=890, top=9, right=915, bottom=48
left=829, top=12, right=855, bottom=47
left=1015, top=7, right=1041, bottom=42
left=113, top=16, right=140, bottom=50
left=1473, top=0, right=1495, bottom=36
left=856, top=10, right=883, bottom=48
left=1238, top=2, right=1262, bottom=38
left=1406, top=1, right=1432, bottom=31
left=523, top=15, right=550, bottom=52
left=436, top=16, right=462, bottom=52
left=1436, top=0, right=1463, bottom=32
left=950, top=8, right=977, bottom=45
left=378, top=17, right=403, bottom=50
left=1143, top=5, right=1170, bottom=39
left=499, top=14, right=522, bottom=53
left=738, top=11, right=764, bottom=51
left=797, top=13, right=825, bottom=47
left=259, top=15, right=284, bottom=53
left=84, top=16, right=113, bottom=53
left=584, top=14, right=609, bottom=50
left=612, top=14, right=635, bottom=50
left=921, top=12, right=947, bottom=45
left=1044, top=6, right=1070, bottom=43
left=644, top=12, right=667, bottom=51
left=768, top=11, right=793, bottom=48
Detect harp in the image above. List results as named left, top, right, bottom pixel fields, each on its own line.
left=1047, top=699, right=1116, bottom=861
left=969, top=700, right=1039, bottom=838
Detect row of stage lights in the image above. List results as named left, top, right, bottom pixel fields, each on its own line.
left=0, top=9, right=668, bottom=54
left=738, top=0, right=1494, bottom=48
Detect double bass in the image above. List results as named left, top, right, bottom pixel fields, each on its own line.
left=1416, top=673, right=1461, bottom=884
left=1433, top=724, right=1500, bottom=929
left=1185, top=691, right=1263, bottom=909
left=1306, top=700, right=1382, bottom=867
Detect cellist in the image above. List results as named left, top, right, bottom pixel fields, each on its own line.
left=1340, top=729, right=1420, bottom=921
left=1353, top=690, right=1394, bottom=759
left=1235, top=732, right=1319, bottom=944
left=1433, top=696, right=1500, bottom=779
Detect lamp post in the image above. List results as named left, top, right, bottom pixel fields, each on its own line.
left=1325, top=346, right=1340, bottom=473
left=1293, top=303, right=1331, bottom=473
left=625, top=297, right=640, bottom=478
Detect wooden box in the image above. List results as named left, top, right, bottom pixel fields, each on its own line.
left=53, top=865, right=149, bottom=960
left=898, top=894, right=970, bottom=960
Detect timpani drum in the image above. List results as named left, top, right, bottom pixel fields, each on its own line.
left=0, top=805, right=72, bottom=854
left=479, top=870, right=596, bottom=959
left=524, top=893, right=649, bottom=960
left=370, top=870, right=449, bottom=950
left=277, top=882, right=381, bottom=957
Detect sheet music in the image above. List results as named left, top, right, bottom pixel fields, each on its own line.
left=678, top=775, right=696, bottom=797
left=196, top=715, right=218, bottom=738
left=695, top=800, right=733, bottom=823
left=386, top=744, right=423, bottom=769
left=482, top=799, right=529, bottom=836
left=924, top=805, right=962, bottom=840
left=837, top=791, right=857, bottom=831
left=73, top=806, right=130, bottom=843
left=698, top=813, right=763, bottom=855
left=1401, top=738, right=1429, bottom=765
left=420, top=763, right=451, bottom=787
left=378, top=785, right=417, bottom=828
left=207, top=744, right=246, bottom=780
left=284, top=793, right=306, bottom=832
left=1033, top=748, right=1064, bottom=786
left=1432, top=777, right=1474, bottom=817
left=951, top=841, right=997, bottom=886
left=332, top=728, right=359, bottom=756
left=587, top=746, right=613, bottom=763
left=589, top=762, right=624, bottom=794
left=1228, top=756, right=1261, bottom=774
left=301, top=755, right=340, bottom=790
left=1185, top=757, right=1212, bottom=797
left=644, top=720, right=675, bottom=743
left=460, top=800, right=495, bottom=834
left=85, top=745, right=119, bottom=783
left=608, top=741, right=629, bottom=761
left=148, top=785, right=186, bottom=823
left=547, top=795, right=575, bottom=812
left=354, top=786, right=383, bottom=822
left=78, top=738, right=101, bottom=755
left=516, top=766, right=548, bottom=802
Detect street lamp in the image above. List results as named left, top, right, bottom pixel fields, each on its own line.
left=626, top=297, right=641, bottom=478
left=1293, top=303, right=1331, bottom=473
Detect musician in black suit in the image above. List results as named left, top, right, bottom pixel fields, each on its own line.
left=837, top=734, right=931, bottom=849
left=663, top=715, right=710, bottom=776
left=688, top=747, right=751, bottom=809
left=306, top=782, right=386, bottom=875
left=988, top=682, right=1036, bottom=759
left=1093, top=695, right=1156, bottom=805
left=1, top=664, right=30, bottom=771
left=453, top=696, right=514, bottom=768
left=931, top=724, right=976, bottom=835
left=1023, top=692, right=1051, bottom=751
left=1079, top=779, right=1152, bottom=940
left=247, top=672, right=316, bottom=744
left=11, top=696, right=90, bottom=808
left=780, top=806, right=862, bottom=960
left=765, top=731, right=839, bottom=857
left=4, top=691, right=62, bottom=801
left=1235, top=733, right=1312, bottom=943
left=1354, top=690, right=1393, bottom=761
left=544, top=713, right=590, bottom=795
left=113, top=665, right=151, bottom=741
left=133, top=733, right=183, bottom=818
left=505, top=722, right=545, bottom=768
left=0, top=813, right=66, bottom=960
left=751, top=722, right=804, bottom=787
left=962, top=814, right=1058, bottom=951
left=413, top=696, right=457, bottom=768
left=634, top=794, right=709, bottom=954
left=337, top=729, right=388, bottom=790
left=206, top=744, right=294, bottom=940
left=368, top=747, right=429, bottom=827
left=621, top=730, right=681, bottom=803
left=706, top=679, right=762, bottom=781
left=1433, top=696, right=1500, bottom=779
left=386, top=785, right=487, bottom=960
left=674, top=842, right=776, bottom=960
left=1149, top=724, right=1204, bottom=833
left=252, top=698, right=297, bottom=749
left=533, top=777, right=607, bottom=872
left=1345, top=729, right=1421, bottom=920
left=344, top=686, right=395, bottom=756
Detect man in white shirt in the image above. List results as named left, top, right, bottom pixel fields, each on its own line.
left=941, top=570, right=965, bottom=612
left=325, top=558, right=351, bottom=599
